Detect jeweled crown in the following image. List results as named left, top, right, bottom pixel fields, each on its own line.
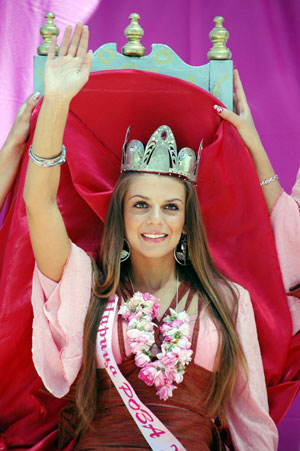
left=121, top=125, right=202, bottom=184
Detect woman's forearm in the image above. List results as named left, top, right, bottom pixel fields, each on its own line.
left=246, top=141, right=282, bottom=213
left=24, top=96, right=70, bottom=209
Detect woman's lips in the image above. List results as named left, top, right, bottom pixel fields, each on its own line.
left=141, top=233, right=168, bottom=243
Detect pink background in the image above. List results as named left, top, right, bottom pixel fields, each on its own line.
left=0, top=0, right=299, bottom=449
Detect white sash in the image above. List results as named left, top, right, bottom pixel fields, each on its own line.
left=96, top=296, right=187, bottom=451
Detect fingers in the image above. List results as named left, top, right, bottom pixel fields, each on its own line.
left=68, top=22, right=83, bottom=57
left=57, top=23, right=90, bottom=60
left=58, top=25, right=73, bottom=57
left=233, top=68, right=248, bottom=109
left=26, top=92, right=41, bottom=111
left=213, top=104, right=241, bottom=129
left=16, top=93, right=40, bottom=119
left=77, top=25, right=89, bottom=59
left=47, top=36, right=57, bottom=60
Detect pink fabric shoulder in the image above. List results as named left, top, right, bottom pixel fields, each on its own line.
left=270, top=169, right=300, bottom=334
left=31, top=242, right=92, bottom=398
left=291, top=167, right=300, bottom=203
left=226, top=284, right=278, bottom=450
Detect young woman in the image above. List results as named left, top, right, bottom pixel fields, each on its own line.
left=24, top=23, right=278, bottom=450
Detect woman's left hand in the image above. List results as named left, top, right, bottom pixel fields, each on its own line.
left=213, top=68, right=281, bottom=213
left=213, top=68, right=264, bottom=155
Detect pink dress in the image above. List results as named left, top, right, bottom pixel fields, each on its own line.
left=270, top=168, right=300, bottom=335
left=31, top=244, right=278, bottom=450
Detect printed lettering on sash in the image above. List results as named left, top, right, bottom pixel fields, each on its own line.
left=96, top=296, right=187, bottom=451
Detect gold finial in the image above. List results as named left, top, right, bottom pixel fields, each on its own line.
left=122, top=13, right=145, bottom=57
left=37, top=12, right=59, bottom=55
left=207, top=16, right=232, bottom=60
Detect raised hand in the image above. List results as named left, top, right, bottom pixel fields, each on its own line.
left=213, top=68, right=281, bottom=212
left=213, top=69, right=264, bottom=154
left=44, top=23, right=92, bottom=101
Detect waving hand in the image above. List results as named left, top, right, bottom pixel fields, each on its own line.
left=45, top=23, right=92, bottom=101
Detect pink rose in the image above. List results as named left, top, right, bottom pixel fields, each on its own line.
left=159, top=352, right=178, bottom=367
left=171, top=319, right=184, bottom=328
left=143, top=292, right=159, bottom=302
left=154, top=370, right=165, bottom=388
left=156, top=384, right=176, bottom=400
left=127, top=328, right=143, bottom=340
left=138, top=365, right=157, bottom=386
left=152, top=302, right=160, bottom=319
left=164, top=367, right=176, bottom=384
left=160, top=323, right=171, bottom=334
left=128, top=311, right=143, bottom=321
left=131, top=342, right=147, bottom=353
left=177, top=336, right=191, bottom=349
left=136, top=318, right=155, bottom=332
left=135, top=352, right=151, bottom=368
left=177, top=348, right=193, bottom=363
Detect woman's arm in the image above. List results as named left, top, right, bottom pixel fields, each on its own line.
left=23, top=23, right=92, bottom=282
left=214, top=69, right=281, bottom=213
left=0, top=93, right=40, bottom=210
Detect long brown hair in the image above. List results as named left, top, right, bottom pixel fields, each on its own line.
left=75, top=172, right=247, bottom=433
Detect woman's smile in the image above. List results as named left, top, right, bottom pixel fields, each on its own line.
left=141, top=232, right=168, bottom=242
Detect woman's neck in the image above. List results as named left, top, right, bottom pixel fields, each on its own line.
left=129, top=253, right=177, bottom=294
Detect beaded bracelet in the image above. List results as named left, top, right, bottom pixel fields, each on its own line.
left=29, top=144, right=66, bottom=167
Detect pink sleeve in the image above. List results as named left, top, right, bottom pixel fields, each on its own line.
left=270, top=177, right=300, bottom=335
left=31, top=242, right=92, bottom=398
left=226, top=286, right=278, bottom=451
left=291, top=167, right=300, bottom=204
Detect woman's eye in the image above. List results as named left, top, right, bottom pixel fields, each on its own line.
left=133, top=201, right=148, bottom=209
left=164, top=203, right=179, bottom=211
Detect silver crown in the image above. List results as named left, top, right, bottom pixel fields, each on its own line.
left=121, top=125, right=202, bottom=184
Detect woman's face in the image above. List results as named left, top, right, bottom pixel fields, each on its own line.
left=124, top=174, right=186, bottom=262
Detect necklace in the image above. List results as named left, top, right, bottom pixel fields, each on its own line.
left=119, top=283, right=193, bottom=401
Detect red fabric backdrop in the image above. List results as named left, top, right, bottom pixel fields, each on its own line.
left=0, top=71, right=299, bottom=449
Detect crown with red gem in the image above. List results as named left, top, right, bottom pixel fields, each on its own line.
left=121, top=125, right=202, bottom=184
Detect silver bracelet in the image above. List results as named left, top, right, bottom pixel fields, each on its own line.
left=29, top=144, right=66, bottom=167
left=260, top=174, right=279, bottom=186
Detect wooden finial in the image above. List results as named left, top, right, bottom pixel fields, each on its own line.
left=207, top=16, right=232, bottom=60
left=37, top=12, right=59, bottom=55
left=122, top=13, right=145, bottom=57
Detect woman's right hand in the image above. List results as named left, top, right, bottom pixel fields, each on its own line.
left=44, top=23, right=92, bottom=101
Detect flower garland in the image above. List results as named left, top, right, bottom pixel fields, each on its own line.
left=119, top=292, right=193, bottom=400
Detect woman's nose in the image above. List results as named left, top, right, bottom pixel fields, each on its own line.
left=147, top=206, right=163, bottom=224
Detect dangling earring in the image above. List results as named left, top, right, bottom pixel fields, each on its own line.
left=121, top=239, right=131, bottom=262
left=174, top=234, right=190, bottom=266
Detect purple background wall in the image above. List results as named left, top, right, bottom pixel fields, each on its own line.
left=0, top=0, right=299, bottom=449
